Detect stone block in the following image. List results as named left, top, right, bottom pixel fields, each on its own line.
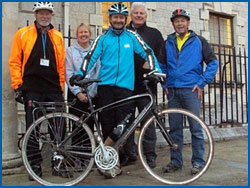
left=221, top=2, right=232, bottom=14
left=236, top=16, right=245, bottom=27
left=213, top=2, right=221, bottom=12
left=146, top=2, right=156, bottom=10
left=200, top=9, right=209, bottom=20
left=237, top=36, right=246, bottom=45
left=89, top=14, right=103, bottom=26
left=201, top=30, right=210, bottom=41
left=19, top=2, right=33, bottom=12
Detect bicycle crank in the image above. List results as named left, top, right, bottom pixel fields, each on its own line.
left=94, top=145, right=118, bottom=170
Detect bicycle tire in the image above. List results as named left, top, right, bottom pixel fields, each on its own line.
left=22, top=112, right=96, bottom=186
left=138, top=108, right=214, bottom=185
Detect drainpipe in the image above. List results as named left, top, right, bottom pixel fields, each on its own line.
left=63, top=2, right=70, bottom=47
left=63, top=2, right=70, bottom=102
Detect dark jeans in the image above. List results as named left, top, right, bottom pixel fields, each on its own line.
left=97, top=85, right=133, bottom=141
left=23, top=91, right=64, bottom=166
left=167, top=88, right=205, bottom=167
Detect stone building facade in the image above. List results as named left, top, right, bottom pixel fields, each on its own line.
left=2, top=2, right=248, bottom=174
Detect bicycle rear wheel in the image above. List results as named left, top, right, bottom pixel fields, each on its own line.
left=22, top=112, right=96, bottom=186
left=138, top=108, right=214, bottom=185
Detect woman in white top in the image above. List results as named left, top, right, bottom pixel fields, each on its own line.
left=65, top=23, right=96, bottom=153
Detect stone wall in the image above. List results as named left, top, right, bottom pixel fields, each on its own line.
left=5, top=2, right=247, bottom=50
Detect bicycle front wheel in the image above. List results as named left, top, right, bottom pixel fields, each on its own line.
left=22, top=112, right=96, bottom=186
left=138, top=108, right=214, bottom=185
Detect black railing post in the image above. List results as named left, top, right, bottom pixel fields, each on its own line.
left=202, top=89, right=205, bottom=122
left=212, top=60, right=218, bottom=126
left=208, top=83, right=212, bottom=126
left=229, top=48, right=234, bottom=126
left=233, top=47, right=239, bottom=124
left=223, top=47, right=229, bottom=125
left=218, top=45, right=223, bottom=127
left=239, top=48, right=244, bottom=123
left=68, top=25, right=71, bottom=47
left=244, top=49, right=248, bottom=123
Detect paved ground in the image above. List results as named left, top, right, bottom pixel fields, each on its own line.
left=2, top=136, right=248, bottom=186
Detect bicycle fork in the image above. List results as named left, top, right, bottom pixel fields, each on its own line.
left=96, top=136, right=111, bottom=162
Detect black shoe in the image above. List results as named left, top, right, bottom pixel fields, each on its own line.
left=191, top=164, right=203, bottom=175
left=120, top=156, right=137, bottom=167
left=28, top=165, right=42, bottom=181
left=147, top=158, right=156, bottom=169
left=162, top=163, right=182, bottom=173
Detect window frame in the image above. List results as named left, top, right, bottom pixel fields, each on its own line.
left=209, top=13, right=234, bottom=48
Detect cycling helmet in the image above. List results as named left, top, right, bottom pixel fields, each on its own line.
left=171, top=9, right=190, bottom=22
left=108, top=3, right=128, bottom=16
left=33, top=2, right=54, bottom=13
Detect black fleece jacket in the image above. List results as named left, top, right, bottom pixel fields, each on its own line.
left=127, top=21, right=165, bottom=94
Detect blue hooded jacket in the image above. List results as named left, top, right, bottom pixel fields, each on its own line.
left=160, top=30, right=218, bottom=89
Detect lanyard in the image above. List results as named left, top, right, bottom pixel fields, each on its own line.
left=41, top=33, right=47, bottom=59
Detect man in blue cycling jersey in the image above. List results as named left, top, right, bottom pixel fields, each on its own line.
left=70, top=2, right=161, bottom=178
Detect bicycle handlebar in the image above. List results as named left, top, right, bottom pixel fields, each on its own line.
left=143, top=70, right=166, bottom=84
left=73, top=79, right=102, bottom=88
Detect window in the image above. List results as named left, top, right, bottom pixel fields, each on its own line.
left=209, top=13, right=233, bottom=46
left=102, top=2, right=131, bottom=31
left=209, top=13, right=234, bottom=83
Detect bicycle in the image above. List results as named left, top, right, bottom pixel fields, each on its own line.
left=22, top=71, right=214, bottom=186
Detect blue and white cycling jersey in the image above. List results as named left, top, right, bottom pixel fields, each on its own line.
left=79, top=27, right=161, bottom=91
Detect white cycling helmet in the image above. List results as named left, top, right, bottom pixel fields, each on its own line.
left=33, top=2, right=54, bottom=13
left=108, top=3, right=128, bottom=16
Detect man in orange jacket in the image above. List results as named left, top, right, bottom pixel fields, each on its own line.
left=9, top=2, right=66, bottom=180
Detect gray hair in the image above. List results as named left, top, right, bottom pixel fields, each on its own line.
left=131, top=2, right=147, bottom=14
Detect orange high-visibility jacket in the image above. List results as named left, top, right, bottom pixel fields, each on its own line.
left=9, top=23, right=65, bottom=91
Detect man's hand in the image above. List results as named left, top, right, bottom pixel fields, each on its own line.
left=165, top=88, right=169, bottom=95
left=192, top=85, right=203, bottom=100
left=142, top=62, right=150, bottom=69
left=76, top=92, right=88, bottom=103
left=69, top=74, right=83, bottom=86
left=15, top=87, right=24, bottom=104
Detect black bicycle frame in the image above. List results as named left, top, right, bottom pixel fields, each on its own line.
left=59, top=80, right=176, bottom=153
left=83, top=85, right=176, bottom=150
left=92, top=93, right=154, bottom=150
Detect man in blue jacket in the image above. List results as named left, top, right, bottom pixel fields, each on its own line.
left=160, top=9, right=218, bottom=175
left=70, top=2, right=161, bottom=178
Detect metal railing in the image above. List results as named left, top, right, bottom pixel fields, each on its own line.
left=25, top=21, right=249, bottom=128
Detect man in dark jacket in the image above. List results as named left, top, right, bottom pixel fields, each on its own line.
left=120, top=2, right=165, bottom=168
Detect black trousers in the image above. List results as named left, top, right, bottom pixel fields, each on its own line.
left=97, top=85, right=134, bottom=141
left=121, top=94, right=157, bottom=160
left=23, top=91, right=64, bottom=166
